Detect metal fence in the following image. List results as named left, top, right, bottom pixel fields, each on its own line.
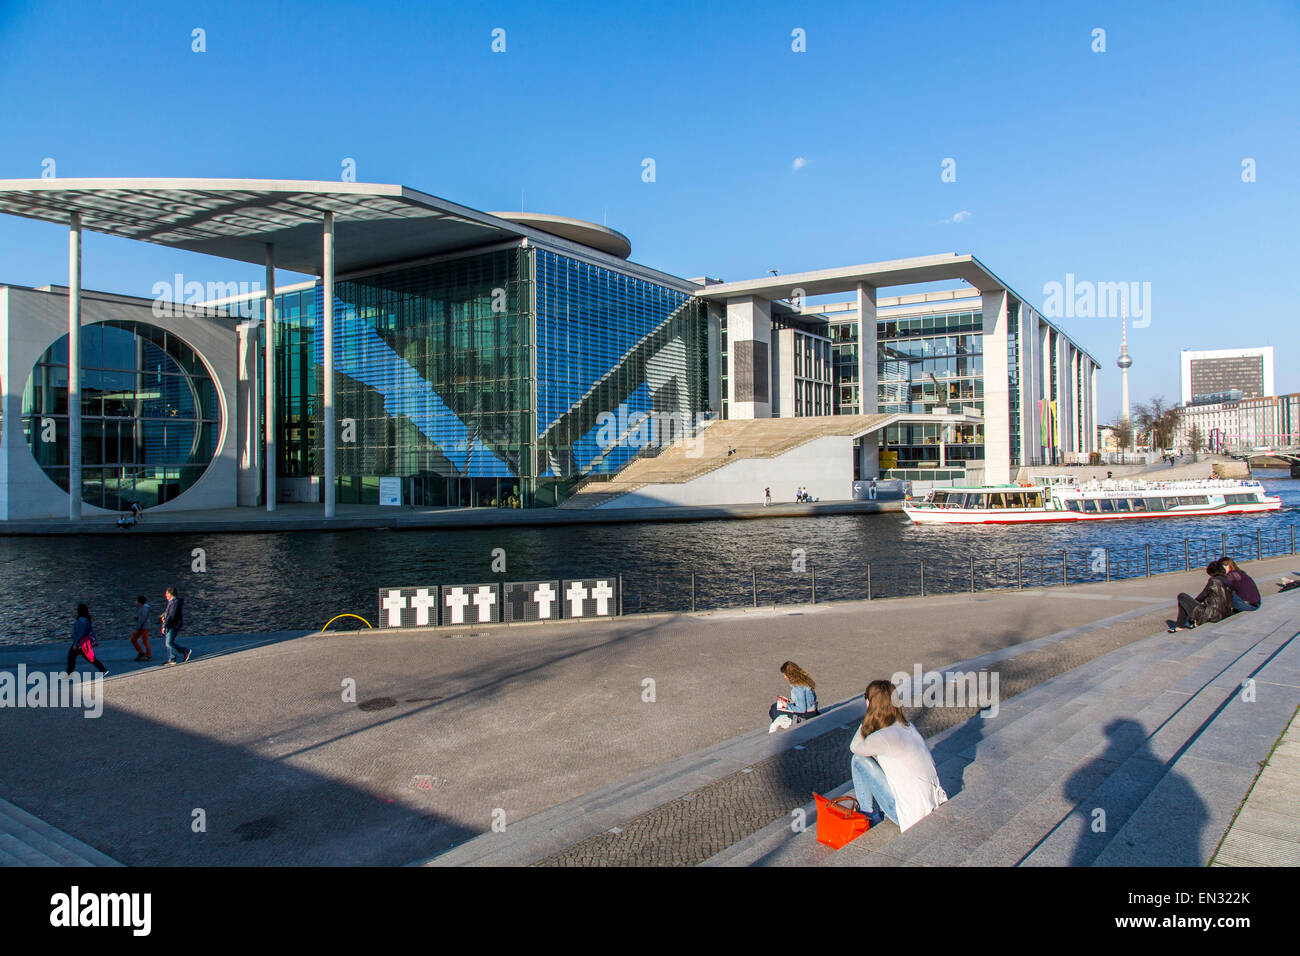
left=614, top=522, right=1300, bottom=616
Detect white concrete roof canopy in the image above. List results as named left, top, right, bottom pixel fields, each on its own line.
left=489, top=211, right=632, bottom=259
left=0, top=178, right=619, bottom=275
left=692, top=252, right=1010, bottom=299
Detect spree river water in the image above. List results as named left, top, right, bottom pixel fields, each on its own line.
left=3, top=476, right=1296, bottom=647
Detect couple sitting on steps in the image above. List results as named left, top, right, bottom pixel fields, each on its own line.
left=1168, top=556, right=1260, bottom=633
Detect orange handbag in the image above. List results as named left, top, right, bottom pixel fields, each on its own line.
left=814, top=793, right=870, bottom=848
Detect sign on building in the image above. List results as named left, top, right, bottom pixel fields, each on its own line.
left=379, top=476, right=402, bottom=506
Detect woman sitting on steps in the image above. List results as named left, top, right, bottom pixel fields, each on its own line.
left=848, top=680, right=947, bottom=831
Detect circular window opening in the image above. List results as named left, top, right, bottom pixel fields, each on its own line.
left=22, top=320, right=221, bottom=511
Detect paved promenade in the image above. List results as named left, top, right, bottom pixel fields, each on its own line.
left=0, top=554, right=1295, bottom=866
left=0, top=498, right=898, bottom=537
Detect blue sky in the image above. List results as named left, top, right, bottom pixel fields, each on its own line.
left=1, top=0, right=1296, bottom=417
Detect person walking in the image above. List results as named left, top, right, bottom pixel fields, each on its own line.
left=848, top=680, right=946, bottom=831
left=1221, top=556, right=1261, bottom=613
left=764, top=487, right=772, bottom=506
left=130, top=595, right=152, bottom=661
left=160, top=586, right=191, bottom=666
left=66, top=603, right=108, bottom=677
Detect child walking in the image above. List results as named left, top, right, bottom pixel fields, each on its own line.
left=130, top=595, right=152, bottom=661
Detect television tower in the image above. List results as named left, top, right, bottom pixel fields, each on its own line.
left=1117, top=303, right=1133, bottom=449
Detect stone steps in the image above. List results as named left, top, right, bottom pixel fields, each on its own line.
left=0, top=797, right=121, bottom=867
left=741, top=594, right=1300, bottom=867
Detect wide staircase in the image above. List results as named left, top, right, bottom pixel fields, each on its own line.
left=559, top=414, right=892, bottom=509
left=0, top=796, right=120, bottom=866
left=720, top=590, right=1300, bottom=867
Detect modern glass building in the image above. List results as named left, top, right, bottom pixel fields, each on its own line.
left=0, top=181, right=1097, bottom=518
left=231, top=240, right=706, bottom=508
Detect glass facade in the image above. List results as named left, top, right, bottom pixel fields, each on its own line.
left=264, top=244, right=706, bottom=508
left=534, top=249, right=707, bottom=504
left=22, top=321, right=222, bottom=509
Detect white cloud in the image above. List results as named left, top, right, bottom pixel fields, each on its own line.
left=942, top=210, right=972, bottom=224
left=791, top=156, right=810, bottom=172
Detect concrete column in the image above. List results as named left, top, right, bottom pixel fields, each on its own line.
left=322, top=213, right=335, bottom=518
left=981, top=289, right=1010, bottom=483
left=68, top=212, right=81, bottom=520
left=724, top=296, right=771, bottom=419
left=265, top=245, right=277, bottom=510
left=236, top=321, right=260, bottom=506
left=856, top=282, right=878, bottom=414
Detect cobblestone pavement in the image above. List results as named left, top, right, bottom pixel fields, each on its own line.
left=534, top=613, right=1164, bottom=866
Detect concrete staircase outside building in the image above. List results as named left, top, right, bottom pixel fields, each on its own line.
left=717, top=592, right=1300, bottom=867
left=560, top=415, right=892, bottom=509
left=0, top=796, right=121, bottom=866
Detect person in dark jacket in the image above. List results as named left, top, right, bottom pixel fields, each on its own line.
left=1168, top=561, right=1235, bottom=632
left=66, top=603, right=108, bottom=676
left=160, top=587, right=191, bottom=666
left=1220, top=557, right=1261, bottom=612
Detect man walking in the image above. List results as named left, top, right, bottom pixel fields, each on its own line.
left=160, top=586, right=192, bottom=666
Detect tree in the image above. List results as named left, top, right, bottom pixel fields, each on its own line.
left=1189, top=425, right=1205, bottom=462
left=1107, top=416, right=1134, bottom=463
left=1134, top=397, right=1182, bottom=451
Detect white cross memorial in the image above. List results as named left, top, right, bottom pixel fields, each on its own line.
left=472, top=585, right=496, bottom=623
left=534, top=582, right=556, bottom=619
left=566, top=581, right=589, bottom=617
left=591, top=580, right=614, bottom=616
left=410, top=588, right=437, bottom=626
left=444, top=587, right=471, bottom=625
left=382, top=589, right=407, bottom=627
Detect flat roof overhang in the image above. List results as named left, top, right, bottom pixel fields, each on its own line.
left=693, top=253, right=1008, bottom=300
left=0, top=178, right=538, bottom=275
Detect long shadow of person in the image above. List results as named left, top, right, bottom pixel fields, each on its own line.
left=1063, top=717, right=1209, bottom=866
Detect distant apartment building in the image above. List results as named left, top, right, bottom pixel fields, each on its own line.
left=1180, top=348, right=1274, bottom=404
left=1175, top=392, right=1300, bottom=453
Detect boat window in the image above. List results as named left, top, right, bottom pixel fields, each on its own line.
left=1192, top=496, right=1209, bottom=506
left=932, top=492, right=948, bottom=507
left=950, top=494, right=969, bottom=509
left=1149, top=498, right=1166, bottom=511
left=970, top=494, right=988, bottom=508
left=1029, top=492, right=1044, bottom=508
left=1082, top=499, right=1099, bottom=513
left=1099, top=498, right=1116, bottom=513
left=1065, top=500, right=1081, bottom=512
left=1129, top=498, right=1147, bottom=512
left=1007, top=492, right=1024, bottom=508
left=990, top=494, right=1005, bottom=509
left=1115, top=498, right=1131, bottom=512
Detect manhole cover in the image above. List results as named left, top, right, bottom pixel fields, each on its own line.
left=358, top=697, right=397, bottom=711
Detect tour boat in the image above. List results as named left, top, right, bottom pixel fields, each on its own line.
left=902, top=476, right=1281, bottom=524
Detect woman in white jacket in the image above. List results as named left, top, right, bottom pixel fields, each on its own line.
left=849, top=680, right=947, bottom=831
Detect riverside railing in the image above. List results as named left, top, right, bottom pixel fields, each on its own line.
left=614, top=521, right=1300, bottom=616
